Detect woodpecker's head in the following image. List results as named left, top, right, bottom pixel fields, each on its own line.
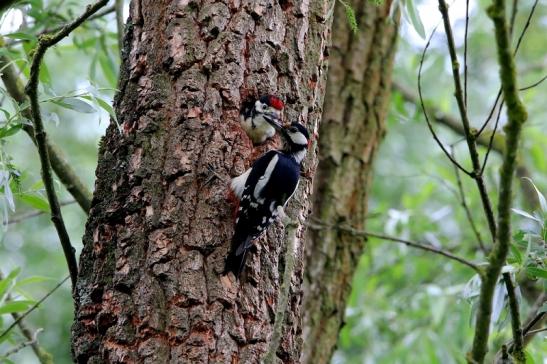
left=254, top=95, right=284, bottom=124
left=274, top=122, right=310, bottom=163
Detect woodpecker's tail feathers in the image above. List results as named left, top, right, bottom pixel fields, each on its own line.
left=223, top=237, right=252, bottom=278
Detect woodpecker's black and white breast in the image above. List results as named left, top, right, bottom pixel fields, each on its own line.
left=224, top=121, right=310, bottom=277
left=240, top=95, right=285, bottom=144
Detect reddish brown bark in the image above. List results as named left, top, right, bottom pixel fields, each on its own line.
left=71, top=0, right=333, bottom=363
left=301, top=1, right=398, bottom=363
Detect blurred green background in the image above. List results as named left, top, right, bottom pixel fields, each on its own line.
left=0, top=0, right=545, bottom=363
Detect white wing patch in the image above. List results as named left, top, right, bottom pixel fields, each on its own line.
left=230, top=168, right=251, bottom=200
left=254, top=154, right=279, bottom=200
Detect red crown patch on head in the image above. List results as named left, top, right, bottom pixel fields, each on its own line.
left=268, top=96, right=284, bottom=110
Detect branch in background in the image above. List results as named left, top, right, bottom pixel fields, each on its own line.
left=393, top=81, right=540, bottom=210
left=307, top=221, right=482, bottom=274
left=437, top=0, right=497, bottom=243
left=0, top=276, right=70, bottom=341
left=469, top=0, right=529, bottom=361
left=502, top=273, right=524, bottom=361
left=1, top=328, right=44, bottom=359
left=450, top=148, right=486, bottom=253
left=0, top=272, right=52, bottom=364
left=24, top=0, right=109, bottom=288
left=0, top=48, right=92, bottom=213
left=115, top=0, right=124, bottom=52
left=417, top=24, right=473, bottom=178
left=477, top=0, right=538, bottom=137
left=8, top=200, right=76, bottom=225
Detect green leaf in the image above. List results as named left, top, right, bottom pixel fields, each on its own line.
left=0, top=124, right=22, bottom=139
left=16, top=193, right=50, bottom=212
left=511, top=208, right=541, bottom=222
left=4, top=32, right=36, bottom=41
left=52, top=98, right=97, bottom=114
left=339, top=0, right=358, bottom=34
left=522, top=177, right=547, bottom=214
left=0, top=268, right=21, bottom=300
left=0, top=300, right=34, bottom=315
left=510, top=243, right=522, bottom=265
left=526, top=266, right=547, bottom=279
left=525, top=350, right=536, bottom=364
left=14, top=276, right=54, bottom=289
left=405, top=0, right=425, bottom=39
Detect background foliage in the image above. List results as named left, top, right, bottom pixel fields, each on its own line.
left=0, top=0, right=545, bottom=363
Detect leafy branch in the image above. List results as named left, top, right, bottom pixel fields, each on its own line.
left=24, top=0, right=109, bottom=288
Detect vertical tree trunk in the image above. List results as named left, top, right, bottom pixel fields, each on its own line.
left=71, top=1, right=333, bottom=363
left=301, top=1, right=398, bottom=363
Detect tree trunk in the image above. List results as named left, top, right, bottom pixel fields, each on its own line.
left=301, top=1, right=398, bottom=363
left=71, top=1, right=333, bottom=363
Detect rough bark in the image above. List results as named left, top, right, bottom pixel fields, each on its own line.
left=71, top=0, right=333, bottom=363
left=301, top=1, right=398, bottom=363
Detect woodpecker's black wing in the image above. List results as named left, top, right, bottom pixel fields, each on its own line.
left=224, top=150, right=300, bottom=276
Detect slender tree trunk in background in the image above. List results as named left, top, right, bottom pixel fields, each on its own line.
left=301, top=1, right=398, bottom=363
left=71, top=0, right=333, bottom=362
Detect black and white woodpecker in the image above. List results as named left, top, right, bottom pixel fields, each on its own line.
left=224, top=119, right=310, bottom=277
left=240, top=95, right=285, bottom=144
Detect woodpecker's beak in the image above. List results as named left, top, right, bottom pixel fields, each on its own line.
left=263, top=114, right=283, bottom=130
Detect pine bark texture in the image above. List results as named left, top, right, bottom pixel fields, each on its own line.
left=301, top=1, right=398, bottom=363
left=71, top=1, right=333, bottom=363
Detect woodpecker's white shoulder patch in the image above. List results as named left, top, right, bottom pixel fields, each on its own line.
left=254, top=154, right=279, bottom=199
left=230, top=168, right=251, bottom=200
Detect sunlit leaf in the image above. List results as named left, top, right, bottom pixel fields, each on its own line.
left=511, top=208, right=541, bottom=222
left=52, top=98, right=97, bottom=114
left=522, top=177, right=547, bottom=213
left=404, top=0, right=425, bottom=39
left=0, top=300, right=34, bottom=315
left=16, top=193, right=50, bottom=212
left=0, top=267, right=21, bottom=300
left=0, top=124, right=22, bottom=139
left=526, top=266, right=547, bottom=279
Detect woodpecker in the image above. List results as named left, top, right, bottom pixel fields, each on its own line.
left=224, top=120, right=310, bottom=277
left=240, top=95, right=285, bottom=144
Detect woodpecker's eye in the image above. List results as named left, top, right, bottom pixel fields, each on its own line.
left=290, top=127, right=298, bottom=133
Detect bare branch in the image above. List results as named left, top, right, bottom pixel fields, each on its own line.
left=417, top=24, right=473, bottom=177
left=502, top=273, right=525, bottom=362
left=24, top=0, right=109, bottom=288
left=307, top=221, right=482, bottom=274
left=450, top=148, right=486, bottom=253
left=115, top=0, right=124, bottom=52
left=481, top=100, right=503, bottom=174
left=7, top=200, right=76, bottom=225
left=437, top=0, right=498, bottom=242
left=1, top=328, right=44, bottom=359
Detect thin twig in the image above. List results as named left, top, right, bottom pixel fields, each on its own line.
left=115, top=0, right=124, bottom=53
left=502, top=273, right=524, bottom=361
left=0, top=44, right=92, bottom=212
left=24, top=0, right=109, bottom=288
left=476, top=0, right=538, bottom=137
left=481, top=99, right=503, bottom=174
left=450, top=148, right=486, bottom=253
left=1, top=328, right=43, bottom=358
left=0, top=272, right=51, bottom=364
left=437, top=0, right=498, bottom=242
left=0, top=276, right=70, bottom=341
left=464, top=0, right=470, bottom=108
left=519, top=74, right=547, bottom=91
left=417, top=24, right=473, bottom=177
left=7, top=200, right=77, bottom=225
left=307, top=221, right=482, bottom=274
left=393, top=81, right=539, bottom=209
left=525, top=327, right=546, bottom=336
left=469, top=0, right=529, bottom=361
